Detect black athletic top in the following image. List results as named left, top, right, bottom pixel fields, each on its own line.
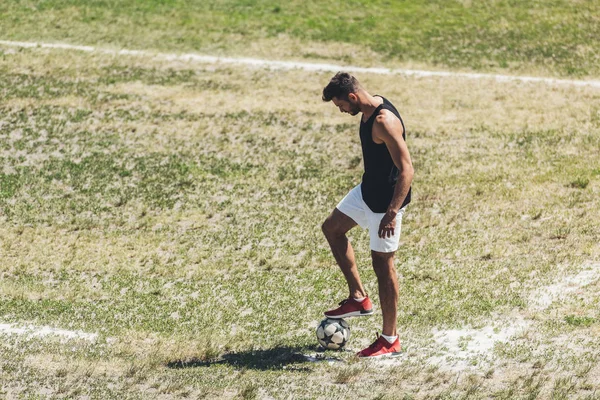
left=359, top=96, right=411, bottom=213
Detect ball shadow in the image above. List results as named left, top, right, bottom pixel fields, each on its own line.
left=165, top=344, right=340, bottom=371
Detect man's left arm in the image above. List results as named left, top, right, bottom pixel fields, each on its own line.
left=373, top=112, right=414, bottom=238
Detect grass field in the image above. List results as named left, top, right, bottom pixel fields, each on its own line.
left=1, top=1, right=600, bottom=399
left=1, top=0, right=600, bottom=77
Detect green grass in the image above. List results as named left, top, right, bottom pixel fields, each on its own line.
left=1, top=0, right=600, bottom=76
left=0, top=42, right=599, bottom=398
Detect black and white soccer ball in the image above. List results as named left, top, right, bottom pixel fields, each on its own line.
left=316, top=318, right=350, bottom=350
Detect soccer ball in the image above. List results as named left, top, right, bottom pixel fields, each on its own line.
left=316, top=318, right=350, bottom=350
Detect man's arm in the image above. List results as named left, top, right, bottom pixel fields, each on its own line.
left=372, top=110, right=414, bottom=238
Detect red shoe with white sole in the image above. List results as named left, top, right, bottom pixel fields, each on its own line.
left=324, top=297, right=374, bottom=319
left=357, top=335, right=401, bottom=358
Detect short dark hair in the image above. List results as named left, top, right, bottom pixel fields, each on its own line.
left=322, top=72, right=361, bottom=102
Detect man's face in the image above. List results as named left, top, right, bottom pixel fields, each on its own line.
left=332, top=95, right=360, bottom=116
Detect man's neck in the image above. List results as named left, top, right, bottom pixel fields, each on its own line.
left=360, top=93, right=384, bottom=122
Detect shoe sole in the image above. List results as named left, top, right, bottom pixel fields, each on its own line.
left=358, top=351, right=402, bottom=359
left=324, top=309, right=374, bottom=319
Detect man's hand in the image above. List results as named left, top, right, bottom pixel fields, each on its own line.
left=378, top=210, right=397, bottom=238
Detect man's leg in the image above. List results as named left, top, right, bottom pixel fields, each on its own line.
left=321, top=208, right=366, bottom=299
left=371, top=250, right=398, bottom=336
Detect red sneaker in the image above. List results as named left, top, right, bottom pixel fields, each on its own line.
left=324, top=297, right=374, bottom=319
left=357, top=335, right=401, bottom=358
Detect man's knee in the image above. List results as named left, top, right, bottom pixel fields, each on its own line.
left=322, top=212, right=348, bottom=239
left=372, top=250, right=394, bottom=261
left=322, top=215, right=338, bottom=238
left=323, top=209, right=356, bottom=240
left=371, top=250, right=395, bottom=274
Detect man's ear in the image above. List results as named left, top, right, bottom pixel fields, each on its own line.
left=348, top=92, right=358, bottom=103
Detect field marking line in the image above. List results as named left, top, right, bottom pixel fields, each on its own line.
left=422, top=263, right=600, bottom=372
left=302, top=353, right=343, bottom=364
left=0, top=322, right=98, bottom=342
left=1, top=39, right=600, bottom=89
left=426, top=316, right=530, bottom=372
left=529, top=263, right=600, bottom=311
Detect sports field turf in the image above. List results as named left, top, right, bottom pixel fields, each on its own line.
left=1, top=0, right=600, bottom=76
left=1, top=1, right=599, bottom=399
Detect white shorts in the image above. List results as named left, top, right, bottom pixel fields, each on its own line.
left=336, top=184, right=406, bottom=253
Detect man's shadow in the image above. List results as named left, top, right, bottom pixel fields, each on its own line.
left=165, top=345, right=343, bottom=371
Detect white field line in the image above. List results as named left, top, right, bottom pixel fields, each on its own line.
left=429, top=317, right=530, bottom=372
left=424, top=264, right=600, bottom=372
left=302, top=353, right=343, bottom=364
left=0, top=323, right=98, bottom=342
left=1, top=39, right=600, bottom=89
left=529, top=263, right=600, bottom=311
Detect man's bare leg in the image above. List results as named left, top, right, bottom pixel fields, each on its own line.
left=322, top=208, right=366, bottom=299
left=371, top=250, right=398, bottom=336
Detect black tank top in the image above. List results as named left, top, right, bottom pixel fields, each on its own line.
left=359, top=96, right=412, bottom=213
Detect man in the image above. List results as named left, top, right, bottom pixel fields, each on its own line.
left=321, top=72, right=413, bottom=358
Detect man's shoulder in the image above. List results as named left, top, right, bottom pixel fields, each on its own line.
left=373, top=109, right=404, bottom=139
left=374, top=109, right=401, bottom=126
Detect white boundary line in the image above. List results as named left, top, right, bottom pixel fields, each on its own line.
left=529, top=263, right=600, bottom=311
left=429, top=317, right=530, bottom=372
left=1, top=39, right=600, bottom=89
left=0, top=323, right=98, bottom=341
